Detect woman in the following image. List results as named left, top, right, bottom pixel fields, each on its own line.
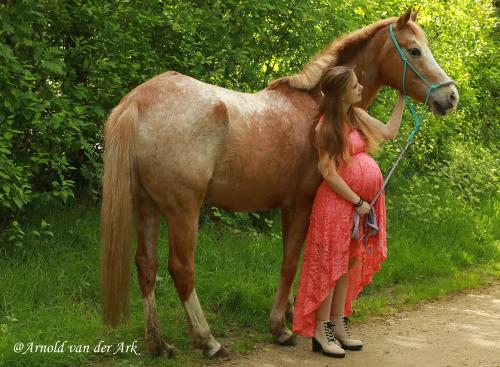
left=292, top=66, right=405, bottom=358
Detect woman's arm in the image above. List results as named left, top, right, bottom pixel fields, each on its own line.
left=354, top=94, right=405, bottom=141
left=318, top=149, right=370, bottom=215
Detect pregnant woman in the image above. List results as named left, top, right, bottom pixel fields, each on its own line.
left=292, top=66, right=405, bottom=358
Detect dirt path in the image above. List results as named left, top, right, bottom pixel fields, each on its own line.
left=222, top=283, right=500, bottom=367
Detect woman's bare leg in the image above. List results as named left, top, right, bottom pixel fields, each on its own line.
left=330, top=257, right=357, bottom=317
left=316, top=288, right=334, bottom=320
left=331, top=273, right=348, bottom=317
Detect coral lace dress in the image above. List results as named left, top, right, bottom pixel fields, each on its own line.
left=292, top=124, right=387, bottom=337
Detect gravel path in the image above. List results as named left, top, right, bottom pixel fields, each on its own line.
left=222, top=283, right=500, bottom=367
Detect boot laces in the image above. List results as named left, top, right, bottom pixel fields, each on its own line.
left=324, top=321, right=336, bottom=343
left=342, top=317, right=351, bottom=337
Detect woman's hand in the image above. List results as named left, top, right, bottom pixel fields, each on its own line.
left=355, top=200, right=371, bottom=216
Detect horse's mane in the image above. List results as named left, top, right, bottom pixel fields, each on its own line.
left=267, top=17, right=398, bottom=91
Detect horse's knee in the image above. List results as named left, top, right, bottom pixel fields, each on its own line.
left=281, top=258, right=300, bottom=276
left=281, top=242, right=302, bottom=275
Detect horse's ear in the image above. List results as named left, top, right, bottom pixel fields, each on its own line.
left=411, top=7, right=420, bottom=22
left=397, top=6, right=413, bottom=28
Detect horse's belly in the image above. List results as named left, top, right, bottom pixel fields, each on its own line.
left=206, top=155, right=319, bottom=211
left=206, top=177, right=287, bottom=211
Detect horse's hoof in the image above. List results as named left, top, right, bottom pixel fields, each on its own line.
left=279, top=334, right=297, bottom=346
left=207, top=346, right=229, bottom=359
left=160, top=347, right=175, bottom=358
left=148, top=341, right=175, bottom=358
left=274, top=331, right=297, bottom=346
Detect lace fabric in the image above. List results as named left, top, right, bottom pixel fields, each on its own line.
left=292, top=127, right=387, bottom=337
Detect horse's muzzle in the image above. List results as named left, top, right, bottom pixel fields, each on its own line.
left=430, top=80, right=458, bottom=115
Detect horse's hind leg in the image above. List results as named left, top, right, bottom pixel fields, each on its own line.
left=270, top=200, right=313, bottom=345
left=135, top=187, right=175, bottom=357
left=162, top=190, right=227, bottom=359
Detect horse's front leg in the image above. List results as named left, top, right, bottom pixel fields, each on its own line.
left=270, top=200, right=313, bottom=345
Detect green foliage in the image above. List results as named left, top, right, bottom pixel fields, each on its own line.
left=0, top=0, right=498, bottom=248
left=208, top=207, right=276, bottom=234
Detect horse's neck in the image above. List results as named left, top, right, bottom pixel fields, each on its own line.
left=348, top=60, right=381, bottom=109
left=344, top=35, right=385, bottom=109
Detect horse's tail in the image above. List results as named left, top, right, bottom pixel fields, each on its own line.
left=100, top=100, right=138, bottom=326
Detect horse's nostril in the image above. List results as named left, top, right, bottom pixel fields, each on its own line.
left=449, top=91, right=457, bottom=102
left=433, top=101, right=446, bottom=115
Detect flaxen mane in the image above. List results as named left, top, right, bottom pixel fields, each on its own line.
left=268, top=18, right=397, bottom=91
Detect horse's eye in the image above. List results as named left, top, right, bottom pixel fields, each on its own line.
left=408, top=48, right=421, bottom=57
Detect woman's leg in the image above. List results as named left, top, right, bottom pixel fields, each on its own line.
left=331, top=273, right=348, bottom=317
left=316, top=288, right=334, bottom=320
left=330, top=257, right=356, bottom=317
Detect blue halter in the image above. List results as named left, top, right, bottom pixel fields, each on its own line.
left=352, top=23, right=456, bottom=248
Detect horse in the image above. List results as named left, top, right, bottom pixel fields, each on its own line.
left=100, top=7, right=459, bottom=358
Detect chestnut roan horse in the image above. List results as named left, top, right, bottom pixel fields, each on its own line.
left=100, top=7, right=458, bottom=358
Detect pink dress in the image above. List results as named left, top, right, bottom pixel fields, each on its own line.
left=292, top=125, right=387, bottom=337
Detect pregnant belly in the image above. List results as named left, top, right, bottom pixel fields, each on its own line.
left=339, top=153, right=383, bottom=201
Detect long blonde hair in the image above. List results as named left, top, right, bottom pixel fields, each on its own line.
left=316, top=66, right=381, bottom=165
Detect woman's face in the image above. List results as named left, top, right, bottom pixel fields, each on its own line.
left=343, top=74, right=363, bottom=105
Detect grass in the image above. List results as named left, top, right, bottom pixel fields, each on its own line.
left=0, top=188, right=498, bottom=367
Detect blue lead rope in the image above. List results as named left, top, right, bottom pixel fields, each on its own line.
left=352, top=24, right=456, bottom=247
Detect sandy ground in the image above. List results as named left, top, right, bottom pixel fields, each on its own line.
left=221, top=283, right=500, bottom=367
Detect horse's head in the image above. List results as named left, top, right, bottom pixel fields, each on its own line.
left=378, top=7, right=459, bottom=116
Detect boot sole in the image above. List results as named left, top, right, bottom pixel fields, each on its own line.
left=312, top=338, right=345, bottom=358
left=340, top=343, right=363, bottom=351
